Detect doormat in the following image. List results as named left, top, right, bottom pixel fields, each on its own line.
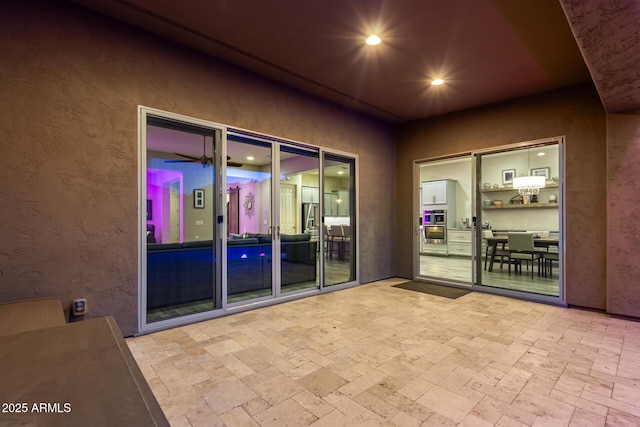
left=392, top=281, right=471, bottom=299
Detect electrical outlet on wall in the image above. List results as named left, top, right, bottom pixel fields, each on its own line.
left=72, top=298, right=87, bottom=316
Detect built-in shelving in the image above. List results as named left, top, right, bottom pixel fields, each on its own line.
left=482, top=203, right=558, bottom=209
left=481, top=183, right=559, bottom=194
left=481, top=183, right=559, bottom=209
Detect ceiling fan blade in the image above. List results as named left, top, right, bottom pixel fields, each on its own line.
left=173, top=153, right=200, bottom=161
left=227, top=155, right=243, bottom=168
left=165, top=159, right=195, bottom=163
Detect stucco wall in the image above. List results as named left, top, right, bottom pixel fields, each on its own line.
left=0, top=0, right=396, bottom=335
left=396, top=85, right=607, bottom=310
left=606, top=113, right=640, bottom=317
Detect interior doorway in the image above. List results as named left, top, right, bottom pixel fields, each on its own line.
left=228, top=186, right=239, bottom=236
left=280, top=183, right=297, bottom=235
left=169, top=181, right=180, bottom=243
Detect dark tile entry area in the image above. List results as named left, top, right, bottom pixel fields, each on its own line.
left=392, top=281, right=471, bottom=299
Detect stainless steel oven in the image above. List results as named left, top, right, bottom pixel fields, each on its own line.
left=423, top=209, right=446, bottom=226
left=424, top=225, right=446, bottom=244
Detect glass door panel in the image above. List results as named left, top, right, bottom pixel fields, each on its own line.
left=226, top=135, right=273, bottom=303
left=323, top=153, right=356, bottom=286
left=417, top=157, right=473, bottom=285
left=145, top=117, right=219, bottom=323
left=476, top=144, right=560, bottom=296
left=278, top=145, right=320, bottom=294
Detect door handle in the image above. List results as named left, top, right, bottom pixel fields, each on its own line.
left=276, top=226, right=280, bottom=239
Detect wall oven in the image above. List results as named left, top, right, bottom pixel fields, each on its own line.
left=423, top=209, right=447, bottom=244
left=423, top=209, right=446, bottom=226
left=424, top=225, right=446, bottom=244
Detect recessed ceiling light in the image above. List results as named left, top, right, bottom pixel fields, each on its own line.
left=431, top=78, right=445, bottom=86
left=365, top=35, right=381, bottom=46
left=246, top=156, right=254, bottom=161
left=537, top=152, right=545, bottom=156
left=338, top=171, right=344, bottom=175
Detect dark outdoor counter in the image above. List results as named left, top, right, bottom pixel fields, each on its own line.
left=0, top=297, right=66, bottom=337
left=0, top=316, right=168, bottom=427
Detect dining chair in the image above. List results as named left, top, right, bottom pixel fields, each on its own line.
left=340, top=225, right=351, bottom=260
left=483, top=229, right=509, bottom=270
left=527, top=230, right=551, bottom=254
left=324, top=225, right=333, bottom=259
left=327, top=225, right=344, bottom=260
left=543, top=249, right=559, bottom=277
left=507, top=232, right=541, bottom=278
left=526, top=230, right=550, bottom=238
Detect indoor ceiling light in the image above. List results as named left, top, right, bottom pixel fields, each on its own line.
left=365, top=35, right=381, bottom=46
left=513, top=148, right=546, bottom=196
left=246, top=156, right=254, bottom=161
left=513, top=176, right=546, bottom=195
left=537, top=152, right=545, bottom=156
left=431, top=78, right=445, bottom=86
left=338, top=170, right=344, bottom=175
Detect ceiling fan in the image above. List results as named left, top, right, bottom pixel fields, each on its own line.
left=164, top=136, right=243, bottom=167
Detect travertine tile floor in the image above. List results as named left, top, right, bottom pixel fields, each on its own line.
left=127, top=278, right=640, bottom=426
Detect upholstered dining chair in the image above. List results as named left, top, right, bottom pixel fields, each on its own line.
left=482, top=229, right=509, bottom=270
left=507, top=232, right=541, bottom=278
left=326, top=225, right=343, bottom=259
left=340, top=225, right=351, bottom=260
left=527, top=230, right=551, bottom=254
left=543, top=250, right=559, bottom=277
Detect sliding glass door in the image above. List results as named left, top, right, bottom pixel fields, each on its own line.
left=226, top=135, right=273, bottom=303
left=278, top=145, right=320, bottom=295
left=416, top=157, right=473, bottom=286
left=475, top=143, right=561, bottom=298
left=413, top=139, right=563, bottom=303
left=144, top=115, right=221, bottom=323
left=323, top=153, right=356, bottom=286
left=140, top=108, right=359, bottom=332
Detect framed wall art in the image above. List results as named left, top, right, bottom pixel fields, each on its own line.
left=193, top=189, right=205, bottom=209
left=531, top=167, right=550, bottom=180
left=502, top=169, right=515, bottom=185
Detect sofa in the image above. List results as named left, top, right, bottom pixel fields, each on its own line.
left=146, top=234, right=317, bottom=310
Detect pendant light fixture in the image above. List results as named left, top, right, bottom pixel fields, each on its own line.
left=513, top=148, right=545, bottom=196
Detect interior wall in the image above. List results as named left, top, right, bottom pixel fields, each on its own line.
left=396, top=84, right=607, bottom=310
left=0, top=0, right=396, bottom=335
left=606, top=113, right=640, bottom=317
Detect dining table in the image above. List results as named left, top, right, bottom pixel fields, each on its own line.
left=485, top=236, right=559, bottom=272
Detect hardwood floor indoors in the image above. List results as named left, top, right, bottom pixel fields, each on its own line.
left=420, top=255, right=559, bottom=297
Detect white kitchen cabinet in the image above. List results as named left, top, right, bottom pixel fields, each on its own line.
left=447, top=229, right=471, bottom=256
left=425, top=243, right=448, bottom=255
left=422, top=180, right=455, bottom=205
left=324, top=193, right=338, bottom=216
left=337, top=190, right=349, bottom=216
left=302, top=186, right=319, bottom=203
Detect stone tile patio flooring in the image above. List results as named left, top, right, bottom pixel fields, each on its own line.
left=127, top=278, right=640, bottom=426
